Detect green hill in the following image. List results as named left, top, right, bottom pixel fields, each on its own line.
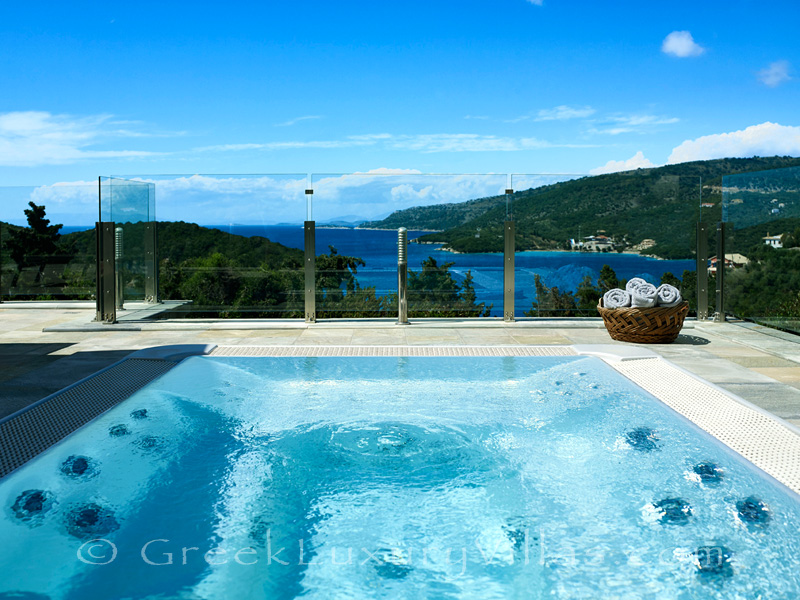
left=360, top=157, right=800, bottom=259
left=62, top=221, right=304, bottom=268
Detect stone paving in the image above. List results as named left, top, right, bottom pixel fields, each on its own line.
left=2, top=303, right=800, bottom=430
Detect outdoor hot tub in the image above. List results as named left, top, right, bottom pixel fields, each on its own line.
left=1, top=346, right=799, bottom=599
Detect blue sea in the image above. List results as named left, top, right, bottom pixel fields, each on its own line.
left=61, top=224, right=693, bottom=316
left=206, top=225, right=695, bottom=317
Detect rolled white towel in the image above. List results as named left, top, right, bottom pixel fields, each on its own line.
left=656, top=283, right=682, bottom=307
left=625, top=277, right=648, bottom=293
left=631, top=282, right=658, bottom=308
left=603, top=288, right=631, bottom=309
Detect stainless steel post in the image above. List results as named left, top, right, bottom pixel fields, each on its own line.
left=115, top=227, right=124, bottom=310
left=398, top=227, right=408, bottom=324
left=95, top=222, right=116, bottom=323
left=304, top=220, right=316, bottom=323
left=504, top=220, right=515, bottom=322
left=715, top=221, right=726, bottom=322
left=696, top=222, right=708, bottom=320
left=144, top=222, right=159, bottom=303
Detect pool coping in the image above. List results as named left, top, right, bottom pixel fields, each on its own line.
left=1, top=343, right=799, bottom=496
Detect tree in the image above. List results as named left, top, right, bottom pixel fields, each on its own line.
left=525, top=273, right=578, bottom=317
left=7, top=202, right=69, bottom=269
left=597, top=264, right=619, bottom=293
left=576, top=274, right=601, bottom=313
left=404, top=257, right=492, bottom=317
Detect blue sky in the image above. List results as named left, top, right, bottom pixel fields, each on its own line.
left=0, top=0, right=798, bottom=224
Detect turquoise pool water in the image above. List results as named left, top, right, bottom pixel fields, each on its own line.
left=1, top=356, right=798, bottom=599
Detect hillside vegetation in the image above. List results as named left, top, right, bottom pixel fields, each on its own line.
left=360, top=157, right=800, bottom=259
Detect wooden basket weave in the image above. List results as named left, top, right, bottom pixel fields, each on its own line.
left=597, top=300, right=689, bottom=344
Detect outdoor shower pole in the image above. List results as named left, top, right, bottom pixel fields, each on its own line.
left=115, top=227, right=124, bottom=310
left=696, top=222, right=708, bottom=320
left=715, top=221, right=726, bottom=322
left=398, top=227, right=408, bottom=324
left=504, top=184, right=515, bottom=322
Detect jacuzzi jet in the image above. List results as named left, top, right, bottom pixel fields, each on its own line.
left=136, top=436, right=164, bottom=451
left=736, top=497, right=770, bottom=524
left=626, top=427, right=659, bottom=451
left=693, top=462, right=724, bottom=484
left=374, top=549, right=412, bottom=580
left=654, top=497, right=692, bottom=524
left=694, top=545, right=734, bottom=580
left=109, top=424, right=130, bottom=437
left=131, top=409, right=148, bottom=420
left=377, top=428, right=415, bottom=453
left=12, top=489, right=54, bottom=522
left=66, top=503, right=119, bottom=538
left=503, top=517, right=531, bottom=551
left=60, top=455, right=97, bottom=479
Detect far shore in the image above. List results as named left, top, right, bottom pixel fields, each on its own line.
left=429, top=245, right=677, bottom=261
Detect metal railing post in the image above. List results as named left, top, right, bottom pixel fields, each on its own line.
left=398, top=227, right=408, bottom=324
left=504, top=219, right=515, bottom=322
left=715, top=221, right=726, bottom=322
left=304, top=218, right=316, bottom=323
left=696, top=222, right=709, bottom=320
left=95, top=222, right=116, bottom=323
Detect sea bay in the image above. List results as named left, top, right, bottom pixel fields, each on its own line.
left=206, top=225, right=695, bottom=317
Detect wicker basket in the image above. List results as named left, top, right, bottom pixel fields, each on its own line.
left=597, top=300, right=689, bottom=344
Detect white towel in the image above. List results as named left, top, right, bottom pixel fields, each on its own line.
left=656, top=284, right=682, bottom=307
left=631, top=282, right=658, bottom=308
left=603, top=288, right=631, bottom=309
left=625, top=277, right=647, bottom=293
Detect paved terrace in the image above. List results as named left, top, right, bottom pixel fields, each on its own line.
left=2, top=302, right=800, bottom=432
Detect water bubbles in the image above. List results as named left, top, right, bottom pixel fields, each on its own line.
left=625, top=427, right=660, bottom=452
left=693, top=545, right=734, bottom=580
left=130, top=408, right=148, bottom=420
left=65, top=503, right=119, bottom=539
left=60, top=455, right=98, bottom=480
left=653, top=497, right=692, bottom=524
left=373, top=548, right=412, bottom=580
left=736, top=497, right=770, bottom=525
left=12, top=490, right=55, bottom=523
left=691, top=462, right=724, bottom=485
left=108, top=424, right=130, bottom=437
left=136, top=436, right=165, bottom=451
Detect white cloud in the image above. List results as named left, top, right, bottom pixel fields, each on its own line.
left=0, top=111, right=161, bottom=166
left=589, top=114, right=680, bottom=135
left=275, top=115, right=323, bottom=127
left=661, top=31, right=705, bottom=58
left=525, top=0, right=543, bottom=5
left=116, top=172, right=512, bottom=224
left=757, top=60, right=792, bottom=87
left=35, top=170, right=590, bottom=226
left=668, top=122, right=800, bottom=164
left=387, top=134, right=553, bottom=152
left=590, top=151, right=656, bottom=175
left=197, top=133, right=594, bottom=155
left=535, top=105, right=596, bottom=121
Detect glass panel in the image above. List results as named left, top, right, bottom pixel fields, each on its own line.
left=512, top=173, right=700, bottom=318
left=99, top=177, right=155, bottom=302
left=0, top=184, right=97, bottom=300
left=722, top=166, right=800, bottom=333
left=113, top=174, right=307, bottom=318
left=311, top=173, right=506, bottom=318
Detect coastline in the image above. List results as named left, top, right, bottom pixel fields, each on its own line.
left=431, top=245, right=674, bottom=260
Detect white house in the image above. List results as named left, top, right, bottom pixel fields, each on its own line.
left=763, top=234, right=783, bottom=249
